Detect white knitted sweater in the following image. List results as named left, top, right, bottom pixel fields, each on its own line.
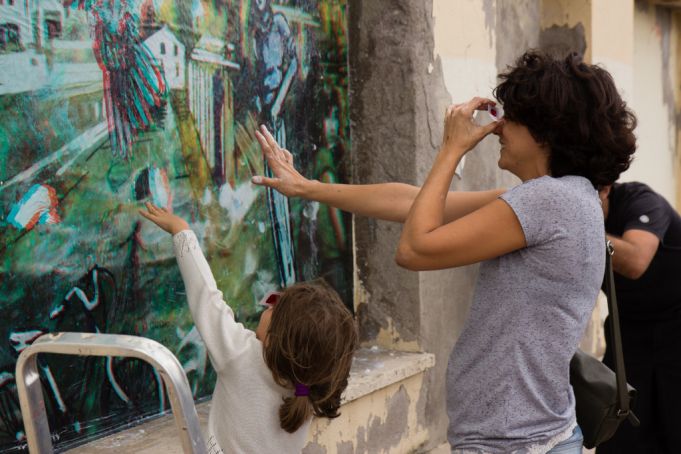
left=173, top=230, right=310, bottom=453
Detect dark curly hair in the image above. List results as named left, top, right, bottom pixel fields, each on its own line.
left=263, top=280, right=358, bottom=433
left=493, top=51, right=637, bottom=187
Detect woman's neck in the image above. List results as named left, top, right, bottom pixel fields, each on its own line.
left=517, top=152, right=550, bottom=182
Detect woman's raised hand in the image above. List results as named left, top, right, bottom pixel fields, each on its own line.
left=441, top=97, right=501, bottom=155
left=252, top=125, right=310, bottom=197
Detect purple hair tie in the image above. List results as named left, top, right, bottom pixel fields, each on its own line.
left=294, top=383, right=310, bottom=397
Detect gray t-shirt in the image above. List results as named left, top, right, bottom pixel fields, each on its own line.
left=447, top=175, right=605, bottom=453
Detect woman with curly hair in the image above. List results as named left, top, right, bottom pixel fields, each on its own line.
left=253, top=50, right=636, bottom=453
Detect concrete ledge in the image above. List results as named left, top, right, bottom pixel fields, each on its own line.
left=343, top=346, right=435, bottom=403
left=65, top=347, right=434, bottom=453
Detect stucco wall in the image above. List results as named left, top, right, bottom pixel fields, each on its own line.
left=349, top=0, right=680, bottom=450
left=348, top=0, right=537, bottom=449
left=623, top=1, right=680, bottom=205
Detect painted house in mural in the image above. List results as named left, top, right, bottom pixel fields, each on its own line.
left=0, top=0, right=64, bottom=47
left=0, top=0, right=31, bottom=51
left=144, top=26, right=185, bottom=90
left=188, top=33, right=239, bottom=186
left=0, top=0, right=48, bottom=95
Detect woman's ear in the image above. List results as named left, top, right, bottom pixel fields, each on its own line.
left=598, top=185, right=612, bottom=219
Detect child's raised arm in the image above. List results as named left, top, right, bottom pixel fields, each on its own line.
left=139, top=202, right=189, bottom=234
left=139, top=203, right=255, bottom=373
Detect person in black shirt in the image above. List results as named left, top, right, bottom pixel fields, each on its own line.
left=597, top=181, right=681, bottom=454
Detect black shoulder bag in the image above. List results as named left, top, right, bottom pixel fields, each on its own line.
left=569, top=240, right=640, bottom=449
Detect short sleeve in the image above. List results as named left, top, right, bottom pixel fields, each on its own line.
left=500, top=177, right=563, bottom=247
left=618, top=190, right=671, bottom=241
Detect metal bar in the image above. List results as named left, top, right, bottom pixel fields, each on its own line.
left=16, top=332, right=207, bottom=454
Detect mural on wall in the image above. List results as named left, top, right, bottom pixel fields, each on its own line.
left=0, top=0, right=350, bottom=450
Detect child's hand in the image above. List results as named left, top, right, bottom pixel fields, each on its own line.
left=139, top=202, right=189, bottom=235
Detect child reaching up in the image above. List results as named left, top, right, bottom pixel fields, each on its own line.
left=139, top=202, right=358, bottom=454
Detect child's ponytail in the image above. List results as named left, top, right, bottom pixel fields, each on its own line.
left=278, top=395, right=312, bottom=433
left=263, top=281, right=358, bottom=434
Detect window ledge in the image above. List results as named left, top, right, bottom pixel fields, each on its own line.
left=64, top=347, right=434, bottom=453
left=342, top=346, right=435, bottom=403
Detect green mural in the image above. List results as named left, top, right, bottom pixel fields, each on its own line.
left=0, top=0, right=350, bottom=450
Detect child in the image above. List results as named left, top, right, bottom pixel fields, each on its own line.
left=139, top=202, right=358, bottom=454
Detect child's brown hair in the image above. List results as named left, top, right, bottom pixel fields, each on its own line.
left=263, top=280, right=358, bottom=433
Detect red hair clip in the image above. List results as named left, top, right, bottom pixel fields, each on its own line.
left=258, top=291, right=281, bottom=308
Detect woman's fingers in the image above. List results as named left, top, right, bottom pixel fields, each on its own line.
left=480, top=118, right=500, bottom=136
left=255, top=130, right=276, bottom=163
left=254, top=129, right=270, bottom=151
left=259, top=125, right=282, bottom=154
left=462, top=97, right=496, bottom=116
left=283, top=149, right=293, bottom=164
left=256, top=129, right=297, bottom=173
left=256, top=128, right=288, bottom=163
left=251, top=175, right=280, bottom=187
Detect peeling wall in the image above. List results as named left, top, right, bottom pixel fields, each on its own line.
left=541, top=0, right=592, bottom=61
left=675, top=11, right=681, bottom=208
left=348, top=0, right=681, bottom=451
left=591, top=0, right=634, bottom=100
left=348, top=0, right=423, bottom=349
left=349, top=0, right=537, bottom=450
left=303, top=374, right=430, bottom=454
left=622, top=1, right=679, bottom=203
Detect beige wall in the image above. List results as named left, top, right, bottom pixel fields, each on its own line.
left=590, top=0, right=634, bottom=100
left=432, top=0, right=681, bottom=206
left=433, top=0, right=498, bottom=103
left=347, top=1, right=681, bottom=451
left=304, top=374, right=431, bottom=454
left=676, top=11, right=681, bottom=208
left=542, top=0, right=592, bottom=60
left=622, top=2, right=679, bottom=205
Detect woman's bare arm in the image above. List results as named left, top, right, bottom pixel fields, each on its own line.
left=252, top=126, right=504, bottom=223
left=397, top=98, right=525, bottom=270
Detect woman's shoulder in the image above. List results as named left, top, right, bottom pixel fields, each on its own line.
left=502, top=175, right=599, bottom=223
left=516, top=174, right=591, bottom=188
left=509, top=175, right=595, bottom=199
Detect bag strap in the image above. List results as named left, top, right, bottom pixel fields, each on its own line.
left=603, top=240, right=633, bottom=419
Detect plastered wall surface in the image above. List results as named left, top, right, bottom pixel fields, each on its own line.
left=0, top=0, right=351, bottom=450
left=591, top=0, right=634, bottom=100
left=351, top=1, right=680, bottom=451
left=676, top=11, right=681, bottom=208
left=624, top=1, right=678, bottom=203
left=303, top=374, right=430, bottom=454
left=349, top=0, right=537, bottom=451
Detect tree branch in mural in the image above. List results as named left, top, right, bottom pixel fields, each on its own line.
left=252, top=0, right=298, bottom=288
left=65, top=0, right=168, bottom=158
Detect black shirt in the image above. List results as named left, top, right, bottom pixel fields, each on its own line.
left=606, top=182, right=681, bottom=321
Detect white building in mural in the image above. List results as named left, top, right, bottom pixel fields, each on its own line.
left=0, top=0, right=65, bottom=48
left=0, top=0, right=34, bottom=49
left=143, top=25, right=186, bottom=90
left=35, top=0, right=64, bottom=45
left=188, top=33, right=240, bottom=185
left=0, top=0, right=72, bottom=95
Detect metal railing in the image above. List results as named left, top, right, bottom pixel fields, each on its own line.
left=15, top=332, right=207, bottom=454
